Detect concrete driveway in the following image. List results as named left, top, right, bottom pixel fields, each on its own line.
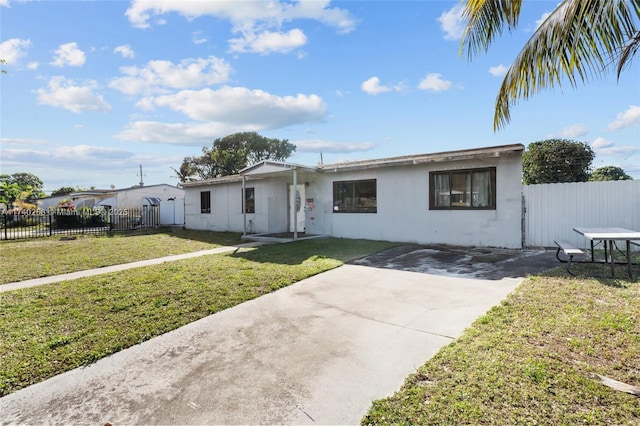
left=0, top=257, right=526, bottom=425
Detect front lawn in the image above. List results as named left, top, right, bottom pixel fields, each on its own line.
left=0, top=229, right=244, bottom=284
left=0, top=237, right=396, bottom=396
left=362, top=270, right=640, bottom=425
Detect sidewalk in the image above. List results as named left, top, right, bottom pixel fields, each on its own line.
left=0, top=241, right=265, bottom=293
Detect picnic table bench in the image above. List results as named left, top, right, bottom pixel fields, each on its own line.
left=554, top=240, right=584, bottom=276
left=573, top=228, right=640, bottom=278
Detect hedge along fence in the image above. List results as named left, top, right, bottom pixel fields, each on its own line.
left=0, top=206, right=160, bottom=240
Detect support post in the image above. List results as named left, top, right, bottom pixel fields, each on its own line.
left=242, top=175, right=247, bottom=236
left=293, top=167, right=298, bottom=241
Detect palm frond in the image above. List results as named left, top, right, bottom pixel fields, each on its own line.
left=460, top=0, right=525, bottom=59
left=493, top=0, right=639, bottom=130
left=617, top=30, right=640, bottom=76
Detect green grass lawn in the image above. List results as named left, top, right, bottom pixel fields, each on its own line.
left=0, top=237, right=396, bottom=396
left=362, top=268, right=640, bottom=425
left=0, top=229, right=244, bottom=284
left=3, top=232, right=638, bottom=424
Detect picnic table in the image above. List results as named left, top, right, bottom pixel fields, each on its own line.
left=573, top=227, right=640, bottom=278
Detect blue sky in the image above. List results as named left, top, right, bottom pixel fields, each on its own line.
left=1, top=0, right=639, bottom=193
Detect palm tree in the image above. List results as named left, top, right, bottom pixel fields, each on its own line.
left=460, top=0, right=640, bottom=130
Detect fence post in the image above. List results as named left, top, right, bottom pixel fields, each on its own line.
left=49, top=213, right=53, bottom=236
left=3, top=213, right=6, bottom=240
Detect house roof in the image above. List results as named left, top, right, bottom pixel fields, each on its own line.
left=182, top=144, right=524, bottom=187
left=181, top=174, right=245, bottom=187
left=69, top=183, right=182, bottom=197
left=320, top=144, right=524, bottom=172
left=240, top=160, right=319, bottom=176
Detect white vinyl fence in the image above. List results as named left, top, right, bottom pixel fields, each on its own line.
left=523, top=180, right=640, bottom=249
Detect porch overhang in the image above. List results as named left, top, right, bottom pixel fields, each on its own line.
left=239, top=160, right=320, bottom=178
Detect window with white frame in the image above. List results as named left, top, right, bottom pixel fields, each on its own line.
left=429, top=168, right=496, bottom=210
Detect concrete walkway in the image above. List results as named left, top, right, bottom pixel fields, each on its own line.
left=0, top=241, right=265, bottom=293
left=0, top=262, right=521, bottom=425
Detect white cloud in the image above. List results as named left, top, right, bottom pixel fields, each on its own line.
left=126, top=0, right=357, bottom=32
left=150, top=86, right=327, bottom=124
left=535, top=11, right=553, bottom=30
left=27, top=61, right=39, bottom=70
left=418, top=73, right=453, bottom=92
left=295, top=139, right=377, bottom=153
left=2, top=144, right=133, bottom=166
left=393, top=81, right=409, bottom=92
left=591, top=136, right=639, bottom=156
left=0, top=137, right=49, bottom=147
left=55, top=144, right=133, bottom=160
left=115, top=121, right=252, bottom=145
left=118, top=86, right=328, bottom=144
left=50, top=42, right=86, bottom=67
left=229, top=28, right=307, bottom=54
left=592, top=137, right=613, bottom=150
left=361, top=77, right=391, bottom=95
left=559, top=124, right=588, bottom=138
left=0, top=0, right=9, bottom=8
left=114, top=44, right=135, bottom=59
left=35, top=76, right=111, bottom=113
left=607, top=105, right=640, bottom=130
left=489, top=64, right=508, bottom=77
left=125, top=0, right=356, bottom=55
left=437, top=5, right=465, bottom=41
left=192, top=31, right=208, bottom=45
left=0, top=38, right=32, bottom=64
left=109, top=56, right=232, bottom=95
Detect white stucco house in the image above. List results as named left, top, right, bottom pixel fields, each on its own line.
left=38, top=184, right=185, bottom=226
left=182, top=144, right=525, bottom=248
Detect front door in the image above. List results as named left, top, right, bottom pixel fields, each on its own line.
left=288, top=184, right=305, bottom=233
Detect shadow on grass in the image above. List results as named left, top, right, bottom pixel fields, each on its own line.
left=228, top=237, right=399, bottom=266
left=542, top=262, right=639, bottom=289
left=107, top=227, right=245, bottom=246
left=549, top=247, right=640, bottom=288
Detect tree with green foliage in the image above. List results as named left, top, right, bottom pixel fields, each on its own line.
left=589, top=165, right=632, bottom=181
left=174, top=132, right=296, bottom=182
left=50, top=186, right=85, bottom=197
left=522, top=139, right=595, bottom=184
left=0, top=181, right=21, bottom=209
left=461, top=0, right=640, bottom=130
left=0, top=173, right=46, bottom=207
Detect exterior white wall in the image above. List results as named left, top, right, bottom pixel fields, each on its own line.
left=184, top=178, right=290, bottom=234
left=114, top=185, right=183, bottom=209
left=36, top=195, right=69, bottom=211
left=523, top=180, right=640, bottom=249
left=184, top=154, right=524, bottom=248
left=305, top=155, right=523, bottom=248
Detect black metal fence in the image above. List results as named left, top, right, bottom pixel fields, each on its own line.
left=1, top=207, right=160, bottom=240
